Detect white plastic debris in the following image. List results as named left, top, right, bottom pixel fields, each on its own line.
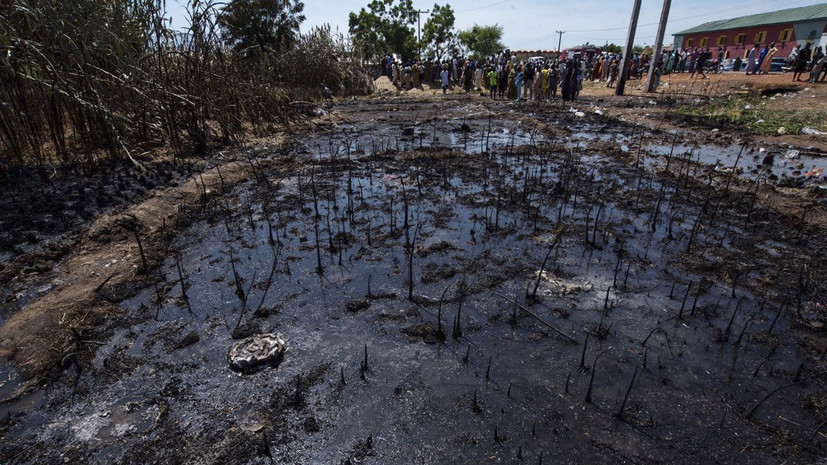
left=785, top=149, right=800, bottom=159
left=744, top=104, right=752, bottom=110
left=758, top=147, right=766, bottom=153
left=575, top=111, right=585, bottom=118
left=228, top=334, right=285, bottom=374
left=801, top=127, right=827, bottom=135
left=777, top=127, right=787, bottom=135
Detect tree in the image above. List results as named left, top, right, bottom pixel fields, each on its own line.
left=603, top=43, right=622, bottom=54
left=421, top=3, right=457, bottom=61
left=219, top=0, right=306, bottom=53
left=458, top=24, right=505, bottom=59
left=349, top=0, right=417, bottom=63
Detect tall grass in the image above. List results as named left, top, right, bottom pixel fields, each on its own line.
left=0, top=0, right=372, bottom=170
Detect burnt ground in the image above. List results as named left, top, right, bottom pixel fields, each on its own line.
left=1, top=82, right=826, bottom=464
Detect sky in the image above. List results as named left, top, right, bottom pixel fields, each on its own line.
left=164, top=0, right=825, bottom=50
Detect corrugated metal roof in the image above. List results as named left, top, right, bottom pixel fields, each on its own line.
left=674, top=3, right=827, bottom=35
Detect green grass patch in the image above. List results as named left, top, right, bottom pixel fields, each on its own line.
left=675, top=95, right=827, bottom=135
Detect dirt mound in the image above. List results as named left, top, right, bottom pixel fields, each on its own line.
left=373, top=75, right=398, bottom=93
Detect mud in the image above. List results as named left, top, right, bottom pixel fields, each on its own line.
left=1, top=94, right=826, bottom=464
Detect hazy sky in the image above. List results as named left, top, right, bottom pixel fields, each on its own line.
left=165, top=0, right=824, bottom=50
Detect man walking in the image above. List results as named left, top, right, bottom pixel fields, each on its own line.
left=440, top=64, right=450, bottom=94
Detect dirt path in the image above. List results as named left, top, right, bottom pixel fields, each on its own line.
left=0, top=161, right=253, bottom=387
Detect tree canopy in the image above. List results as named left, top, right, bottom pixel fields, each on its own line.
left=603, top=43, right=622, bottom=54
left=219, top=0, right=306, bottom=53
left=349, top=0, right=417, bottom=63
left=458, top=24, right=505, bottom=59
left=421, top=3, right=458, bottom=61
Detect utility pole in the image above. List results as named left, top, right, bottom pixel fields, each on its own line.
left=556, top=31, right=565, bottom=59
left=616, top=0, right=642, bottom=95
left=417, top=9, right=430, bottom=60
left=646, top=0, right=672, bottom=93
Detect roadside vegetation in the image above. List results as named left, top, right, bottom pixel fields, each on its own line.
left=675, top=93, right=827, bottom=135
left=0, top=0, right=371, bottom=170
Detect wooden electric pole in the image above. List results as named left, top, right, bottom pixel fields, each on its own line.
left=616, top=0, right=643, bottom=95
left=646, top=0, right=672, bottom=93
left=556, top=31, right=565, bottom=59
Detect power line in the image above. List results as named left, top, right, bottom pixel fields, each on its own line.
left=455, top=0, right=512, bottom=13
left=513, top=0, right=810, bottom=47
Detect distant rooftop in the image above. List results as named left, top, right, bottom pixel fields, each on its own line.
left=674, top=3, right=827, bottom=35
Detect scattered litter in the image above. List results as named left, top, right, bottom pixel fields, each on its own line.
left=648, top=100, right=656, bottom=105
left=537, top=271, right=592, bottom=295
left=777, top=127, right=787, bottom=135
left=805, top=167, right=824, bottom=178
left=801, top=127, right=827, bottom=135
left=575, top=111, right=585, bottom=118
left=785, top=149, right=800, bottom=159
left=744, top=104, right=752, bottom=110
left=758, top=148, right=766, bottom=153
left=755, top=119, right=765, bottom=124
left=711, top=128, right=719, bottom=133
left=594, top=109, right=603, bottom=115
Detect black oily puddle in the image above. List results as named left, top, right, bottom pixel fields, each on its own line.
left=1, top=118, right=820, bottom=463
left=570, top=126, right=826, bottom=184
left=645, top=141, right=826, bottom=181
left=303, top=117, right=543, bottom=158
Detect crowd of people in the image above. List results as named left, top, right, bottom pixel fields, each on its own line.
left=656, top=42, right=826, bottom=83
left=377, top=41, right=827, bottom=101
left=381, top=51, right=629, bottom=102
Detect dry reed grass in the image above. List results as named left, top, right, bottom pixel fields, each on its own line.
left=0, top=0, right=372, bottom=170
